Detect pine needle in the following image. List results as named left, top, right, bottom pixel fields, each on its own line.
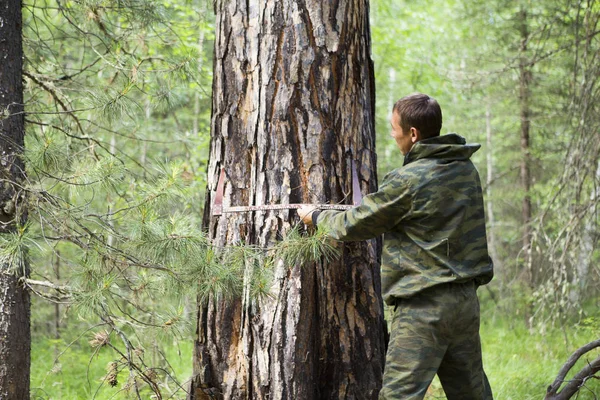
left=24, top=129, right=71, bottom=175
left=272, top=225, right=340, bottom=268
left=0, top=223, right=32, bottom=276
left=250, top=259, right=274, bottom=300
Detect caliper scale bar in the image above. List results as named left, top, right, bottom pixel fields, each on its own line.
left=212, top=161, right=363, bottom=216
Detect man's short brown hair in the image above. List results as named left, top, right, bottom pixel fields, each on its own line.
left=393, top=93, right=442, bottom=139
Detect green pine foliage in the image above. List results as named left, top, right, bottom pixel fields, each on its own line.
left=0, top=223, right=31, bottom=276
left=273, top=225, right=340, bottom=267
left=18, top=0, right=221, bottom=396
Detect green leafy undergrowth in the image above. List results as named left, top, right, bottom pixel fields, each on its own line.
left=31, top=335, right=192, bottom=399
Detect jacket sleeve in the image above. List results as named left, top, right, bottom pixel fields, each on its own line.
left=316, top=170, right=413, bottom=241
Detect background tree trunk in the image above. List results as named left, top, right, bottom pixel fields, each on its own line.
left=0, top=0, right=31, bottom=398
left=190, top=0, right=385, bottom=399
left=518, top=5, right=533, bottom=286
left=485, top=100, right=500, bottom=276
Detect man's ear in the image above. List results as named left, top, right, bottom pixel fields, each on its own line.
left=410, top=127, right=421, bottom=143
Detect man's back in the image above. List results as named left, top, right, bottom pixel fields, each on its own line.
left=381, top=133, right=494, bottom=304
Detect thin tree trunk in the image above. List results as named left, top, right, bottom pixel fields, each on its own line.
left=190, top=1, right=385, bottom=399
left=382, top=68, right=396, bottom=166
left=192, top=0, right=207, bottom=138
left=107, top=135, right=116, bottom=248
left=485, top=101, right=500, bottom=275
left=141, top=98, right=150, bottom=178
left=388, top=68, right=396, bottom=120
left=571, top=161, right=599, bottom=304
left=54, top=253, right=60, bottom=340
left=0, top=0, right=31, bottom=398
left=518, top=5, right=533, bottom=286
left=569, top=2, right=600, bottom=308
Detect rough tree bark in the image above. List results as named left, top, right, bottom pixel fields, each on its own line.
left=0, top=0, right=31, bottom=398
left=190, top=0, right=385, bottom=399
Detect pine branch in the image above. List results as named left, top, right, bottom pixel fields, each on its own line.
left=22, top=278, right=71, bottom=293
left=272, top=225, right=341, bottom=267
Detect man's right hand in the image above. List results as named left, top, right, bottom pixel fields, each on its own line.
left=297, top=205, right=318, bottom=225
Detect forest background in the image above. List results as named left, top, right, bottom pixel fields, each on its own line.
left=1, top=0, right=599, bottom=398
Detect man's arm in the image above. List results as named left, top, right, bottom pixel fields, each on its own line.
left=298, top=170, right=412, bottom=241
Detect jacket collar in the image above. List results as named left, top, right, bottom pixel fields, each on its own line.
left=403, top=133, right=480, bottom=166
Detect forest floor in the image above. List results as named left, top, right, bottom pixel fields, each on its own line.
left=31, top=298, right=600, bottom=399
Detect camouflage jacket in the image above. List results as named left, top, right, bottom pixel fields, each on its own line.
left=316, top=133, right=494, bottom=304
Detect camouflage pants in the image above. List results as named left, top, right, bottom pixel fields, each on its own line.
left=379, top=281, right=493, bottom=400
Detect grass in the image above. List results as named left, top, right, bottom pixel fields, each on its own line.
left=480, top=313, right=599, bottom=400
left=31, top=334, right=192, bottom=399
left=31, top=305, right=599, bottom=399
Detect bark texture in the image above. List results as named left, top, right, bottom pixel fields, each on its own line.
left=190, top=1, right=385, bottom=399
left=0, top=0, right=31, bottom=398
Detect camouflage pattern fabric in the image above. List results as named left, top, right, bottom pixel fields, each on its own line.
left=379, top=281, right=493, bottom=400
left=316, top=133, right=494, bottom=305
left=315, top=133, right=494, bottom=399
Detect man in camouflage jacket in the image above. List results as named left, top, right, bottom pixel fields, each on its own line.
left=299, top=93, right=494, bottom=400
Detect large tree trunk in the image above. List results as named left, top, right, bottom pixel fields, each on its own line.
left=190, top=1, right=385, bottom=399
left=0, top=0, right=31, bottom=398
